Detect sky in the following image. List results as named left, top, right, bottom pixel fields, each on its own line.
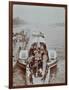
left=13, top=4, right=65, bottom=25
left=13, top=4, right=65, bottom=49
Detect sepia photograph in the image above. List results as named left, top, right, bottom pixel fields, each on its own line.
left=9, top=1, right=67, bottom=88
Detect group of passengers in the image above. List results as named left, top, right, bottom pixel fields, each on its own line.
left=27, top=42, right=49, bottom=78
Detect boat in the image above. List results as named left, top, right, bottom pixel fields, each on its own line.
left=14, top=32, right=57, bottom=85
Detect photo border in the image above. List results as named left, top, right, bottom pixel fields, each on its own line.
left=9, top=1, right=67, bottom=89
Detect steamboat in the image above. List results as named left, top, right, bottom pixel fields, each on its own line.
left=13, top=31, right=57, bottom=85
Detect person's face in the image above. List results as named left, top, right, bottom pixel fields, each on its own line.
left=34, top=49, right=37, bottom=54
left=33, top=43, right=37, bottom=49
